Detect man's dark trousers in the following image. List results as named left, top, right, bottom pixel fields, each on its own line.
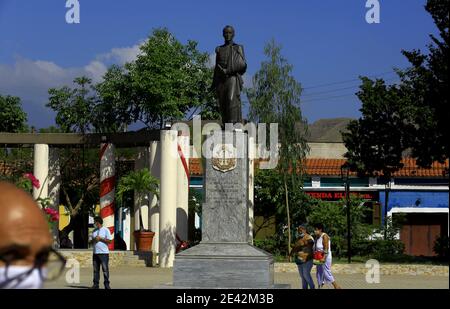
left=93, top=254, right=110, bottom=288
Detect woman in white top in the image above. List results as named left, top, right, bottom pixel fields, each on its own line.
left=313, top=223, right=341, bottom=289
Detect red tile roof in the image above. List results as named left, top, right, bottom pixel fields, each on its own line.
left=188, top=158, right=449, bottom=178
left=305, top=159, right=353, bottom=177
left=394, top=158, right=448, bottom=177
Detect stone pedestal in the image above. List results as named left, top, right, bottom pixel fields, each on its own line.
left=173, top=131, right=274, bottom=288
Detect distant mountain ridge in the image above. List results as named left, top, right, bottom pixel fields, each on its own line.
left=306, top=118, right=354, bottom=142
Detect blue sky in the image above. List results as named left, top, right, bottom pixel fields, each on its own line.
left=0, top=0, right=438, bottom=129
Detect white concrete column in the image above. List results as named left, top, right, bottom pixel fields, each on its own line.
left=134, top=147, right=149, bottom=232
left=33, top=144, right=49, bottom=201
left=149, top=141, right=161, bottom=260
left=176, top=133, right=190, bottom=242
left=248, top=136, right=255, bottom=244
left=159, top=130, right=178, bottom=268
left=48, top=148, right=61, bottom=247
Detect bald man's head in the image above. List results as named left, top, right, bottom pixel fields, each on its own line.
left=0, top=181, right=52, bottom=267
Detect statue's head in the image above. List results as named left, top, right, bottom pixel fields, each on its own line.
left=222, top=25, right=235, bottom=43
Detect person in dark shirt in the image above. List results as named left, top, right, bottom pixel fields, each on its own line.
left=290, top=224, right=316, bottom=289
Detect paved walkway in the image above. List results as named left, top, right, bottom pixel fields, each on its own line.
left=43, top=266, right=449, bottom=289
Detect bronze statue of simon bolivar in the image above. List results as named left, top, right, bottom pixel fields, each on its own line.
left=211, top=25, right=247, bottom=125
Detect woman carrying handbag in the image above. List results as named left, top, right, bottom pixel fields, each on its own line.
left=313, top=223, right=341, bottom=289
left=290, top=224, right=315, bottom=289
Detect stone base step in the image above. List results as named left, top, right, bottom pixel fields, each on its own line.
left=174, top=243, right=274, bottom=288
left=59, top=250, right=155, bottom=268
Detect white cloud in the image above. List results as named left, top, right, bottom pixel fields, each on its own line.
left=99, top=43, right=143, bottom=65
left=0, top=40, right=146, bottom=128
left=84, top=60, right=108, bottom=83
left=0, top=40, right=145, bottom=97
left=0, top=57, right=84, bottom=100
left=85, top=41, right=145, bottom=82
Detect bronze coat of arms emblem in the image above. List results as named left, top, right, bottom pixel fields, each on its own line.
left=212, top=144, right=237, bottom=173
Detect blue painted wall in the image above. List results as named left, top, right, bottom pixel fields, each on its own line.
left=380, top=190, right=449, bottom=224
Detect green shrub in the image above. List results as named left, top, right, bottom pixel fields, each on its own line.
left=254, top=235, right=287, bottom=257
left=352, top=240, right=373, bottom=257
left=371, top=239, right=405, bottom=261
left=352, top=239, right=405, bottom=261
left=306, top=197, right=374, bottom=259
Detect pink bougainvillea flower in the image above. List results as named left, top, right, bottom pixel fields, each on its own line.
left=44, top=208, right=57, bottom=215
left=23, top=173, right=40, bottom=189
left=43, top=208, right=59, bottom=222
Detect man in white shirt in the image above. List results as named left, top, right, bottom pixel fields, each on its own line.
left=90, top=216, right=112, bottom=289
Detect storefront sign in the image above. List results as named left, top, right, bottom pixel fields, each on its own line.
left=305, top=191, right=379, bottom=201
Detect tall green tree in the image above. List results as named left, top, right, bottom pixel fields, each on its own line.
left=344, top=0, right=448, bottom=171
left=127, top=28, right=212, bottom=128
left=47, top=76, right=96, bottom=134
left=48, top=73, right=132, bottom=134
left=94, top=65, right=135, bottom=133
left=343, top=1, right=449, bottom=238
left=0, top=94, right=28, bottom=133
left=246, top=40, right=309, bottom=259
left=198, top=96, right=221, bottom=120
left=342, top=77, right=411, bottom=239
left=342, top=77, right=407, bottom=179
left=57, top=147, right=100, bottom=248
left=399, top=0, right=449, bottom=167
left=0, top=94, right=29, bottom=181
left=47, top=77, right=104, bottom=247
